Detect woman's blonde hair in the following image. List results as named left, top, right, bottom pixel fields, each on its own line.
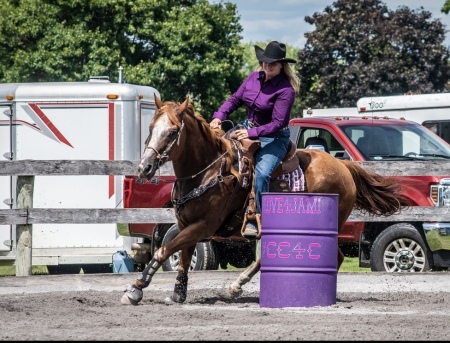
left=256, top=62, right=300, bottom=93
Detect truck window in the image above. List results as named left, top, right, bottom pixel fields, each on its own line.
left=423, top=120, right=450, bottom=145
left=345, top=126, right=405, bottom=158
left=298, top=128, right=349, bottom=159
left=342, top=122, right=450, bottom=160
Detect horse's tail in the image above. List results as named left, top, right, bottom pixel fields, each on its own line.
left=341, top=160, right=408, bottom=216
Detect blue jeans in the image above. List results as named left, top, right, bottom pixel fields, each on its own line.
left=254, top=130, right=290, bottom=213
left=229, top=120, right=291, bottom=214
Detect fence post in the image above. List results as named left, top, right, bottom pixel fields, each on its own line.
left=15, top=176, right=34, bottom=276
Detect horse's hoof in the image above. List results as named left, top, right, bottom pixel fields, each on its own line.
left=120, top=284, right=143, bottom=305
left=164, top=296, right=176, bottom=305
left=120, top=293, right=139, bottom=305
left=164, top=295, right=185, bottom=305
left=227, top=286, right=243, bottom=299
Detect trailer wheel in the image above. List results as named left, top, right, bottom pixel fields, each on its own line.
left=160, top=224, right=218, bottom=271
left=47, top=265, right=82, bottom=275
left=371, top=223, right=432, bottom=272
left=81, top=264, right=112, bottom=274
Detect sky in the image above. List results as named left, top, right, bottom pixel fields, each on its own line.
left=210, top=0, right=450, bottom=49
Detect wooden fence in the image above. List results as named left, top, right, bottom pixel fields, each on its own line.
left=1, top=159, right=450, bottom=276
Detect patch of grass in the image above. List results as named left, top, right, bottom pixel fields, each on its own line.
left=339, top=257, right=369, bottom=272
left=0, top=257, right=368, bottom=276
left=0, top=265, right=48, bottom=277
left=221, top=257, right=369, bottom=272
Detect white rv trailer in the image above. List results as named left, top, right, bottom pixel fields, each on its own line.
left=0, top=78, right=159, bottom=273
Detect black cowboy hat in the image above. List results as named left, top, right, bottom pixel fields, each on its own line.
left=254, top=41, right=297, bottom=64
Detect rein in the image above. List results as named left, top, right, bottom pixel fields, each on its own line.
left=177, top=147, right=231, bottom=181
left=172, top=158, right=229, bottom=206
left=172, top=139, right=240, bottom=208
left=145, top=107, right=239, bottom=209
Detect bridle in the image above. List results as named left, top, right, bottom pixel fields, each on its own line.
left=143, top=120, right=185, bottom=170
left=142, top=106, right=238, bottom=209
left=143, top=114, right=235, bottom=181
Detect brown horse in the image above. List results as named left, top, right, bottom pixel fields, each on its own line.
left=121, top=95, right=405, bottom=305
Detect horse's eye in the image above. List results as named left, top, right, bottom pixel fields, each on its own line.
left=168, top=129, right=178, bottom=139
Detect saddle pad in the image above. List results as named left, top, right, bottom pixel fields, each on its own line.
left=272, top=165, right=305, bottom=192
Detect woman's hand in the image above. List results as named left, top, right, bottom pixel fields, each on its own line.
left=235, top=129, right=249, bottom=140
left=209, top=118, right=222, bottom=129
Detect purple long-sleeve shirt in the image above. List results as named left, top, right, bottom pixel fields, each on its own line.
left=213, top=71, right=295, bottom=139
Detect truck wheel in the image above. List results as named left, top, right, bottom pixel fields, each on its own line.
left=219, top=242, right=256, bottom=269
left=160, top=224, right=218, bottom=271
left=371, top=223, right=432, bottom=272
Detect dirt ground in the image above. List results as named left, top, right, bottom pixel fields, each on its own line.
left=0, top=271, right=449, bottom=341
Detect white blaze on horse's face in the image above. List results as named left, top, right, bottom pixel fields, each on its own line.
left=138, top=114, right=173, bottom=180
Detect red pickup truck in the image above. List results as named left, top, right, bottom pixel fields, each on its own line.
left=123, top=115, right=450, bottom=273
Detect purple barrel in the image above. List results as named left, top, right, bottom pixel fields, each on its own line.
left=259, top=192, right=338, bottom=308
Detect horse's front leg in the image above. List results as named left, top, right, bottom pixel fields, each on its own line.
left=121, top=257, right=162, bottom=305
left=228, top=258, right=261, bottom=298
left=165, top=244, right=196, bottom=305
left=121, top=239, right=185, bottom=305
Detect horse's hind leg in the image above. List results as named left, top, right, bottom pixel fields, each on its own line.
left=338, top=248, right=345, bottom=270
left=121, top=257, right=161, bottom=305
left=228, top=258, right=261, bottom=299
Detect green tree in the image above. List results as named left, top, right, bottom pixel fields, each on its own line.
left=442, top=1, right=450, bottom=14
left=0, top=0, right=243, bottom=118
left=298, top=0, right=450, bottom=108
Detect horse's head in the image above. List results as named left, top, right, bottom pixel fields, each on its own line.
left=138, top=94, right=189, bottom=180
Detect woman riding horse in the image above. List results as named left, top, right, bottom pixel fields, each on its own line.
left=121, top=95, right=406, bottom=305
left=210, top=41, right=299, bottom=239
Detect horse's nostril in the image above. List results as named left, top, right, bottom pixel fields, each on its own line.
left=143, top=164, right=152, bottom=175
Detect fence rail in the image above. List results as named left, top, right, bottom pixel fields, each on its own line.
left=1, top=159, right=449, bottom=176
left=1, top=159, right=450, bottom=275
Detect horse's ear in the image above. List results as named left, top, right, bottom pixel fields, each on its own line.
left=177, top=97, right=190, bottom=115
left=154, top=93, right=163, bottom=109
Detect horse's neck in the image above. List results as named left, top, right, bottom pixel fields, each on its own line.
left=172, top=124, right=225, bottom=180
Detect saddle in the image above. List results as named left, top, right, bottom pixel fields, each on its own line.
left=228, top=133, right=301, bottom=239
left=271, top=140, right=299, bottom=178
left=229, top=134, right=299, bottom=179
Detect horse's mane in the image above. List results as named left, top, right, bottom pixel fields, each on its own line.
left=154, top=100, right=240, bottom=180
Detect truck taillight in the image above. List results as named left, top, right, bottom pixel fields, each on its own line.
left=430, top=178, right=450, bottom=206
left=123, top=177, right=133, bottom=208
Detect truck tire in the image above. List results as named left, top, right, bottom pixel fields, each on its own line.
left=217, top=241, right=256, bottom=269
left=371, top=223, right=432, bottom=272
left=160, top=224, right=219, bottom=272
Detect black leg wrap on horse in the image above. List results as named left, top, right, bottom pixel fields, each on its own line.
left=136, top=258, right=161, bottom=289
left=171, top=275, right=188, bottom=303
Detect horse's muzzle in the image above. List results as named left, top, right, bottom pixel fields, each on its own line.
left=138, top=163, right=158, bottom=180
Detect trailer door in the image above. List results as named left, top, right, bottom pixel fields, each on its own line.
left=0, top=104, right=13, bottom=252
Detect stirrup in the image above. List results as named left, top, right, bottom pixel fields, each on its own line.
left=241, top=213, right=262, bottom=240
left=243, top=221, right=258, bottom=239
